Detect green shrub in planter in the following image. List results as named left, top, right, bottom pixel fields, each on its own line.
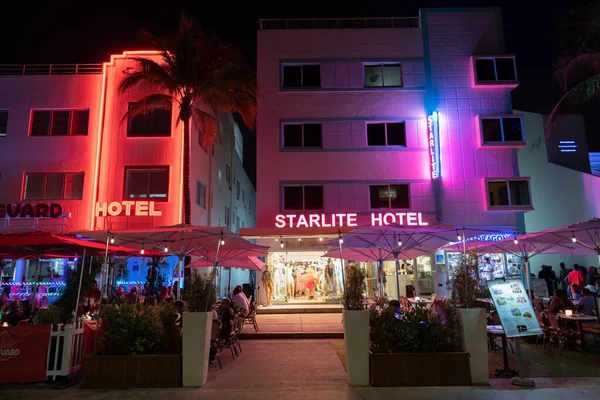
left=369, top=302, right=463, bottom=354
left=185, top=271, right=217, bottom=312
left=33, top=305, right=63, bottom=325
left=344, top=262, right=366, bottom=310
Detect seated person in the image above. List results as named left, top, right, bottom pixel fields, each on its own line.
left=124, top=287, right=139, bottom=304
left=549, top=289, right=575, bottom=314
left=1, top=299, right=24, bottom=326
left=578, top=289, right=597, bottom=316
left=218, top=298, right=236, bottom=339
left=571, top=284, right=582, bottom=301
left=231, top=285, right=249, bottom=316
left=384, top=300, right=401, bottom=317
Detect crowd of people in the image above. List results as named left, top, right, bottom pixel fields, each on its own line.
left=537, top=262, right=599, bottom=298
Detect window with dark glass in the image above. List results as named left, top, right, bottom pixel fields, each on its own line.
left=370, top=184, right=410, bottom=209
left=282, top=64, right=321, bottom=88
left=127, top=103, right=172, bottom=137
left=283, top=185, right=323, bottom=211
left=0, top=110, right=8, bottom=136
left=364, top=64, right=403, bottom=87
left=196, top=181, right=206, bottom=209
left=23, top=172, right=84, bottom=200
left=283, top=123, right=322, bottom=148
left=481, top=117, right=523, bottom=144
left=474, top=57, right=517, bottom=83
left=30, top=109, right=89, bottom=136
left=487, top=180, right=531, bottom=208
left=367, top=122, right=406, bottom=146
left=124, top=167, right=169, bottom=200
left=236, top=180, right=241, bottom=200
left=225, top=206, right=230, bottom=226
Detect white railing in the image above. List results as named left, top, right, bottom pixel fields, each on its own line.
left=259, top=17, right=420, bottom=30
left=46, top=320, right=85, bottom=381
left=1, top=217, right=69, bottom=234
left=0, top=64, right=102, bottom=75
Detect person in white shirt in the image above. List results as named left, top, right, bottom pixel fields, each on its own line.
left=232, top=285, right=249, bottom=316
left=482, top=258, right=495, bottom=281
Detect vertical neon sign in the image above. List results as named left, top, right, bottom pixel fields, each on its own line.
left=427, top=111, right=441, bottom=179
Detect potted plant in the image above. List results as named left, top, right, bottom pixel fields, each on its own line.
left=83, top=302, right=182, bottom=388
left=343, top=262, right=369, bottom=386
left=182, top=270, right=217, bottom=387
left=369, top=302, right=471, bottom=386
left=447, top=248, right=489, bottom=385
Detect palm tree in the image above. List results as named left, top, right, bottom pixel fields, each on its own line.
left=118, top=14, right=257, bottom=226
left=547, top=2, right=600, bottom=135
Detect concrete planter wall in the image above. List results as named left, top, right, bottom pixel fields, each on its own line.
left=369, top=352, right=471, bottom=386
left=182, top=311, right=212, bottom=387
left=343, top=309, right=369, bottom=386
left=458, top=308, right=489, bottom=385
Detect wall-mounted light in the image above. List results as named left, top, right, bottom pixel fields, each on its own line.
left=280, top=236, right=284, bottom=248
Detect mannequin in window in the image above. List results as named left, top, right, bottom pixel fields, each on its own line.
left=325, top=259, right=335, bottom=296
left=262, top=264, right=274, bottom=306
left=286, top=262, right=295, bottom=299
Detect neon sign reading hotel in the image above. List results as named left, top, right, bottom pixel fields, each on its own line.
left=275, top=212, right=428, bottom=228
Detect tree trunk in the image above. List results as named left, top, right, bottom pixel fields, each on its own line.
left=183, top=118, right=192, bottom=292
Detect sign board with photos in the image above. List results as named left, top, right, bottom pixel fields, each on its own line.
left=487, top=279, right=543, bottom=338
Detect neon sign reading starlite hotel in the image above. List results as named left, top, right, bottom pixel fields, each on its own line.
left=428, top=111, right=441, bottom=180
left=275, top=212, right=429, bottom=228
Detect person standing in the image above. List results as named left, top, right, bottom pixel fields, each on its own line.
left=482, top=258, right=495, bottom=281
left=586, top=266, right=599, bottom=293
left=558, top=263, right=569, bottom=291
left=566, top=265, right=585, bottom=299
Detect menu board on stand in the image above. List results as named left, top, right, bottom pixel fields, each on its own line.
left=487, top=279, right=542, bottom=338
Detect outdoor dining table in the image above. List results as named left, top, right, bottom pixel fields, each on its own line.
left=557, top=312, right=597, bottom=349
left=407, top=297, right=432, bottom=305
left=486, top=324, right=517, bottom=377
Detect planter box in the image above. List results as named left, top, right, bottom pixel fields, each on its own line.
left=343, top=309, right=369, bottom=386
left=458, top=308, right=489, bottom=385
left=182, top=311, right=212, bottom=387
left=83, top=354, right=181, bottom=388
left=369, top=352, right=471, bottom=387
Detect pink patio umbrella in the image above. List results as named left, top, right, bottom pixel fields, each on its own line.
left=186, top=255, right=265, bottom=296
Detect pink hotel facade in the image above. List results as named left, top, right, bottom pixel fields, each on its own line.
left=247, top=8, right=531, bottom=241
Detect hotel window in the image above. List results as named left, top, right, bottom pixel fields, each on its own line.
left=236, top=180, right=241, bottom=200
left=282, top=64, right=321, bottom=88
left=487, top=179, right=531, bottom=208
left=242, top=188, right=246, bottom=207
left=23, top=172, right=84, bottom=200
left=367, top=122, right=406, bottom=146
left=283, top=123, right=322, bottom=148
left=196, top=181, right=206, bottom=209
left=474, top=57, right=517, bottom=83
left=225, top=206, right=230, bottom=226
left=124, top=167, right=169, bottom=200
left=30, top=109, right=89, bottom=136
left=369, top=184, right=410, bottom=209
left=0, top=110, right=8, bottom=137
left=236, top=216, right=240, bottom=232
left=127, top=103, right=172, bottom=137
left=481, top=117, right=524, bottom=144
left=283, top=185, right=324, bottom=211
left=225, top=164, right=232, bottom=189
left=364, top=64, right=403, bottom=87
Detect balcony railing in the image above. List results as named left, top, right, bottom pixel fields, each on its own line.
left=259, top=17, right=420, bottom=30
left=0, top=64, right=102, bottom=76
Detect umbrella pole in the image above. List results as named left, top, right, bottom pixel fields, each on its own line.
left=31, top=250, right=41, bottom=308
left=395, top=255, right=400, bottom=301
left=524, top=257, right=532, bottom=297
left=228, top=267, right=232, bottom=296
left=204, top=233, right=223, bottom=312
left=73, top=249, right=87, bottom=319
left=337, top=235, right=346, bottom=303
left=101, top=234, right=110, bottom=299
left=177, top=255, right=184, bottom=300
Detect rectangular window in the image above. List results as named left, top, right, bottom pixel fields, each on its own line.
left=283, top=123, right=322, bottom=148
left=487, top=179, right=531, bottom=208
left=196, top=181, right=206, bottom=209
left=474, top=57, right=517, bottom=83
left=242, top=188, right=246, bottom=207
left=127, top=103, right=172, bottom=137
left=364, top=64, right=403, bottom=87
left=367, top=122, right=406, bottom=146
left=23, top=172, right=84, bottom=200
left=236, top=216, right=240, bottom=232
left=283, top=185, right=324, bottom=211
left=282, top=64, right=321, bottom=88
left=225, top=164, right=232, bottom=187
left=30, top=109, right=90, bottom=136
left=481, top=117, right=524, bottom=144
left=124, top=167, right=169, bottom=200
left=236, top=180, right=241, bottom=200
left=369, top=184, right=410, bottom=209
left=0, top=110, right=8, bottom=137
left=225, top=206, right=230, bottom=226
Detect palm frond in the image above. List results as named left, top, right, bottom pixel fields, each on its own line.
left=555, top=53, right=600, bottom=91
left=546, top=73, right=600, bottom=136
left=192, top=106, right=218, bottom=149
left=118, top=57, right=179, bottom=96
left=204, top=92, right=257, bottom=130
left=121, top=94, right=175, bottom=123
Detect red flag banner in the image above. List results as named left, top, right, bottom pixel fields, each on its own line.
left=0, top=325, right=51, bottom=382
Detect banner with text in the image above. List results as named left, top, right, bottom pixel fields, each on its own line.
left=0, top=325, right=51, bottom=382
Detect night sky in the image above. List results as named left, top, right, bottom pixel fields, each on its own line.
left=1, top=1, right=578, bottom=185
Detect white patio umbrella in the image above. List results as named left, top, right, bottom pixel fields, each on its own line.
left=76, top=225, right=268, bottom=299
left=322, top=225, right=481, bottom=300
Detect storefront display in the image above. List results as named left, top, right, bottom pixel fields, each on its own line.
left=487, top=279, right=542, bottom=337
